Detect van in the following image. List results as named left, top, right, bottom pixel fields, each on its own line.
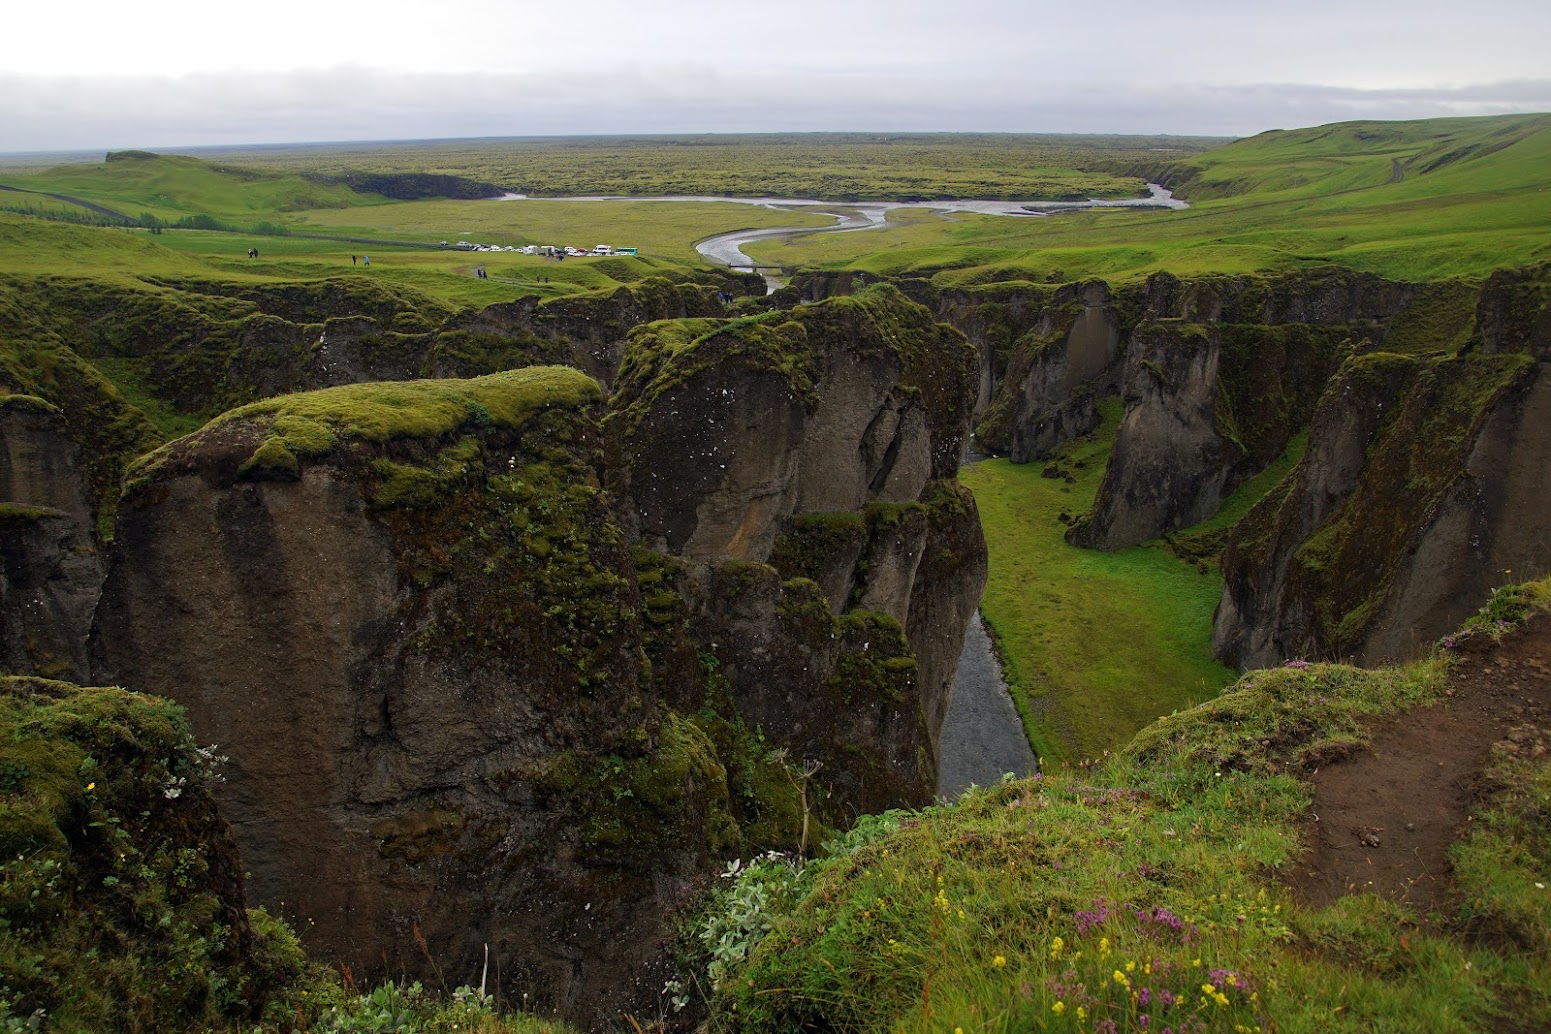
left=590, top=245, right=613, bottom=256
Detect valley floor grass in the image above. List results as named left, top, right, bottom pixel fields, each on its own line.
left=961, top=405, right=1234, bottom=763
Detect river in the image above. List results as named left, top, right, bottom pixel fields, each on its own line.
left=938, top=612, right=1039, bottom=800
left=497, top=186, right=1187, bottom=292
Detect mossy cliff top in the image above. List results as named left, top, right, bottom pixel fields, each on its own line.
left=124, top=365, right=601, bottom=490
left=612, top=284, right=976, bottom=470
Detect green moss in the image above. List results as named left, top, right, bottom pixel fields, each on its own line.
left=367, top=437, right=481, bottom=509
left=218, top=365, right=602, bottom=449
left=1286, top=351, right=1535, bottom=654
left=581, top=711, right=740, bottom=862
left=769, top=512, right=867, bottom=585
left=1382, top=278, right=1480, bottom=355
left=0, top=677, right=313, bottom=1031
left=235, top=436, right=299, bottom=480
left=1212, top=323, right=1346, bottom=464
left=824, top=611, right=914, bottom=706
left=0, top=393, right=58, bottom=414
left=0, top=503, right=61, bottom=526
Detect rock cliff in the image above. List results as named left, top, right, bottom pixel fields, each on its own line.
left=1066, top=319, right=1344, bottom=550
left=1215, top=266, right=1551, bottom=667
left=0, top=399, right=103, bottom=675
left=86, top=288, right=988, bottom=1025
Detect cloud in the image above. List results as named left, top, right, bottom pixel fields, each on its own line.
left=2, top=69, right=1548, bottom=152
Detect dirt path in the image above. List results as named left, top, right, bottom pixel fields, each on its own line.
left=1288, top=615, right=1551, bottom=911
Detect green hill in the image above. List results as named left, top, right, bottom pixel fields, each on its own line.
left=0, top=151, right=378, bottom=222
left=747, top=113, right=1551, bottom=284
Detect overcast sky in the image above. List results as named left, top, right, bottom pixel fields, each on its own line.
left=3, top=0, right=1549, bottom=152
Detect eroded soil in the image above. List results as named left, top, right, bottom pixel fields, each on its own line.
left=1288, top=615, right=1551, bottom=911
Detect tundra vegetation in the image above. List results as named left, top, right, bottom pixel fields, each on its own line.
left=2, top=116, right=1550, bottom=1030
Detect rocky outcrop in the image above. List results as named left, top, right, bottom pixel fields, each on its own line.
left=609, top=286, right=987, bottom=796
left=91, top=369, right=728, bottom=1025
left=610, top=287, right=977, bottom=561
left=0, top=398, right=107, bottom=680
left=972, top=281, right=1125, bottom=462
left=1215, top=267, right=1551, bottom=667
left=1139, top=268, right=1418, bottom=327
left=1067, top=320, right=1344, bottom=550
left=88, top=289, right=988, bottom=1025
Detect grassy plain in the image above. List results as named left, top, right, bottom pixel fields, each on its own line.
left=961, top=402, right=1234, bottom=763
left=746, top=114, right=1551, bottom=283
left=130, top=132, right=1225, bottom=202
left=292, top=196, right=836, bottom=263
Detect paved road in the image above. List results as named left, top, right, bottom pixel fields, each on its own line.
left=937, top=612, right=1039, bottom=800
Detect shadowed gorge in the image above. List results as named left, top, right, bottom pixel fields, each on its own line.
left=2, top=116, right=1550, bottom=1032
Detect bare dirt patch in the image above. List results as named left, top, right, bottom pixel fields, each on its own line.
left=1288, top=615, right=1551, bottom=911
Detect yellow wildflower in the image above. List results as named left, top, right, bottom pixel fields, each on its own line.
left=1049, top=936, right=1065, bottom=957
left=1051, top=1001, right=1065, bottom=1015
left=1126, top=960, right=1136, bottom=973
left=86, top=782, right=96, bottom=791
left=1202, top=983, right=1216, bottom=995
left=1215, top=992, right=1230, bottom=1007
left=992, top=955, right=1007, bottom=968
left=1076, top=1006, right=1087, bottom=1021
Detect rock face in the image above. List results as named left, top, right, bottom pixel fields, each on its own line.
left=89, top=288, right=989, bottom=1025
left=1066, top=320, right=1343, bottom=550
left=0, top=398, right=105, bottom=680
left=1214, top=266, right=1551, bottom=668
left=610, top=288, right=988, bottom=798
left=971, top=281, right=1124, bottom=463
left=3, top=272, right=745, bottom=424
left=92, top=370, right=714, bottom=1024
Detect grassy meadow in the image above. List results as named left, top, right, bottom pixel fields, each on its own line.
left=962, top=402, right=1235, bottom=763
left=108, top=132, right=1227, bottom=202
left=291, top=196, right=837, bottom=263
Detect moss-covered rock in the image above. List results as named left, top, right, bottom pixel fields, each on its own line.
left=1215, top=339, right=1544, bottom=666
left=0, top=676, right=310, bottom=1032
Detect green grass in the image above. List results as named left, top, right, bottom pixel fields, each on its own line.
left=294, top=197, right=837, bottom=264
left=0, top=151, right=377, bottom=222
left=961, top=401, right=1235, bottom=763
left=746, top=114, right=1551, bottom=284
left=697, top=581, right=1551, bottom=1032
left=123, top=133, right=1227, bottom=203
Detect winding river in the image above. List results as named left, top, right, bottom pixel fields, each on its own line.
left=691, top=183, right=1185, bottom=282
left=499, top=185, right=1186, bottom=292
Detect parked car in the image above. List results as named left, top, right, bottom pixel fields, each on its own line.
left=590, top=244, right=613, bottom=256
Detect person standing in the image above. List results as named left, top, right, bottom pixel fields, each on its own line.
left=363, top=255, right=371, bottom=267
left=351, top=254, right=357, bottom=265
